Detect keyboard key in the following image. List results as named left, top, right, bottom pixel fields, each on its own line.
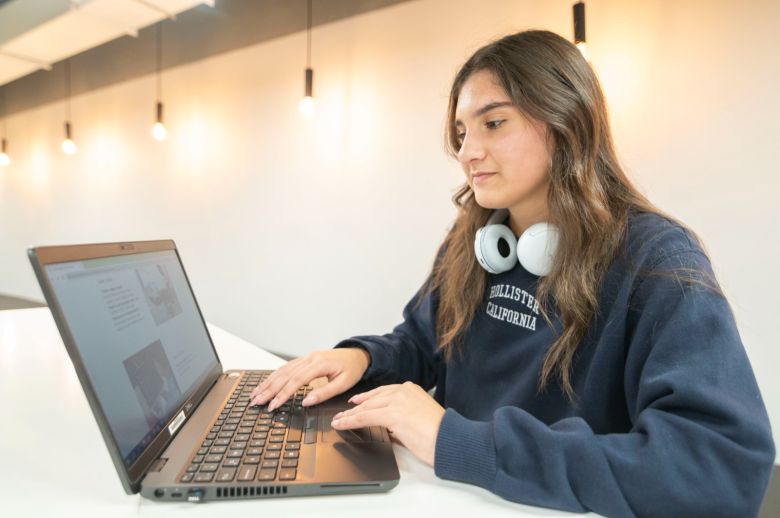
left=224, top=458, right=240, bottom=467
left=281, top=459, right=298, bottom=468
left=180, top=473, right=194, bottom=483
left=186, top=465, right=199, bottom=473
left=249, top=440, right=265, bottom=447
left=197, top=447, right=208, bottom=455
left=205, top=454, right=223, bottom=463
left=247, top=447, right=263, bottom=455
left=210, top=446, right=227, bottom=454
left=238, top=465, right=257, bottom=481
left=215, top=438, right=231, bottom=446
left=200, top=463, right=219, bottom=473
left=267, top=443, right=282, bottom=451
left=257, top=469, right=276, bottom=481
left=194, top=472, right=214, bottom=482
left=243, top=456, right=260, bottom=464
left=283, top=450, right=299, bottom=459
left=279, top=468, right=296, bottom=481
left=227, top=449, right=243, bottom=458
left=191, top=455, right=204, bottom=464
left=217, top=468, right=236, bottom=482
left=264, top=450, right=281, bottom=459
left=261, top=459, right=279, bottom=469
left=285, top=443, right=300, bottom=450
left=287, top=415, right=303, bottom=442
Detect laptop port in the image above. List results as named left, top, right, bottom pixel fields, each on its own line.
left=154, top=489, right=164, bottom=498
left=171, top=492, right=183, bottom=498
left=187, top=488, right=204, bottom=503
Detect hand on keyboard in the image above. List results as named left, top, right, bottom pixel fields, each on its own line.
left=249, top=348, right=371, bottom=411
left=331, top=382, right=445, bottom=467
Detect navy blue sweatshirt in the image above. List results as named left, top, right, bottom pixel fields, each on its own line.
left=336, top=211, right=774, bottom=516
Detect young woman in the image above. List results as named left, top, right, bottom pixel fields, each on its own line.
left=250, top=30, right=774, bottom=516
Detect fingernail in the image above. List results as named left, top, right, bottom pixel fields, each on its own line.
left=302, top=395, right=316, bottom=406
left=268, top=399, right=277, bottom=411
left=333, top=411, right=343, bottom=419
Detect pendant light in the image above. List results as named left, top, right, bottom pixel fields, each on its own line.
left=0, top=87, right=9, bottom=167
left=298, top=0, right=315, bottom=117
left=573, top=1, right=588, bottom=58
left=152, top=22, right=167, bottom=141
left=61, top=59, right=77, bottom=155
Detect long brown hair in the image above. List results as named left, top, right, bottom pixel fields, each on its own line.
left=428, top=30, right=668, bottom=398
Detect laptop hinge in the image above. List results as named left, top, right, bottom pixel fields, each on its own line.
left=148, top=458, right=168, bottom=473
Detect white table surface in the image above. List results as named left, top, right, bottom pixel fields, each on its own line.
left=0, top=307, right=585, bottom=517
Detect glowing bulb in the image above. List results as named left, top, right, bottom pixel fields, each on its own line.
left=0, top=139, right=9, bottom=166
left=299, top=96, right=315, bottom=117
left=62, top=138, right=77, bottom=155
left=576, top=41, right=589, bottom=59
left=152, top=121, right=168, bottom=141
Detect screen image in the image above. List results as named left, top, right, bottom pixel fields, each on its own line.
left=45, top=250, right=218, bottom=466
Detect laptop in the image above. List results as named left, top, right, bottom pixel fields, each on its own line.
left=28, top=240, right=399, bottom=502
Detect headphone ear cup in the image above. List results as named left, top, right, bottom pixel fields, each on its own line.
left=474, top=224, right=518, bottom=274
left=517, top=222, right=560, bottom=276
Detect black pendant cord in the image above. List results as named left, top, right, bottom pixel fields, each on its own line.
left=573, top=1, right=586, bottom=44
left=156, top=22, right=163, bottom=104
left=306, top=0, right=312, bottom=68
left=64, top=59, right=72, bottom=123
left=1, top=86, right=6, bottom=139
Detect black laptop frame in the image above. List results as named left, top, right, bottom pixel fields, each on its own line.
left=28, top=240, right=224, bottom=494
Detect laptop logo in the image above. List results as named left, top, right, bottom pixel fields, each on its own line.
left=168, top=410, right=186, bottom=436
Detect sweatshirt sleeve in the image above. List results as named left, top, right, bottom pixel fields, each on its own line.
left=434, top=249, right=775, bottom=517
left=334, top=282, right=441, bottom=391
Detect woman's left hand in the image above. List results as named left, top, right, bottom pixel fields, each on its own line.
left=330, top=381, right=446, bottom=467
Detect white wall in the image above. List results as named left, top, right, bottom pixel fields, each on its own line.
left=1, top=0, right=779, bottom=446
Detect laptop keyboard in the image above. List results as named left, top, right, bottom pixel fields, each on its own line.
left=179, top=371, right=311, bottom=484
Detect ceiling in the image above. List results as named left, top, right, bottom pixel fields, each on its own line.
left=0, top=0, right=213, bottom=86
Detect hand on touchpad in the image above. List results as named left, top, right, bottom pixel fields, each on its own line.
left=336, top=427, right=373, bottom=442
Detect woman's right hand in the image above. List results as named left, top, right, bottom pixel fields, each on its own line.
left=249, top=347, right=371, bottom=411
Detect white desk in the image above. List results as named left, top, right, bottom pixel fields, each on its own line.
left=0, top=308, right=583, bottom=517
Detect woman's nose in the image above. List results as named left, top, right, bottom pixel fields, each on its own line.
left=457, top=132, right=486, bottom=164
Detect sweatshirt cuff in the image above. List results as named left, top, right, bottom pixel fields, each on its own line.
left=434, top=408, right=497, bottom=490
left=333, top=338, right=388, bottom=382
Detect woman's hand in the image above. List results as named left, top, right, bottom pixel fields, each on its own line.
left=331, top=382, right=446, bottom=467
left=250, top=348, right=370, bottom=411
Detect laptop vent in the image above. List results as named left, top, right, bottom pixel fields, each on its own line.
left=215, top=486, right=288, bottom=498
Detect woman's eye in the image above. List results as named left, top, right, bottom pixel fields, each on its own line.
left=486, top=119, right=505, bottom=130
left=456, top=132, right=466, bottom=143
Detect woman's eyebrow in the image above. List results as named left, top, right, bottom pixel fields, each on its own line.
left=455, top=101, right=514, bottom=126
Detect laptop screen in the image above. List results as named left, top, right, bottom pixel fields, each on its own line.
left=44, top=249, right=218, bottom=467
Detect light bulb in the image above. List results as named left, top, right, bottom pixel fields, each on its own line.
left=62, top=138, right=77, bottom=155
left=576, top=41, right=588, bottom=59
left=299, top=96, right=315, bottom=117
left=152, top=121, right=168, bottom=141
left=0, top=139, right=9, bottom=166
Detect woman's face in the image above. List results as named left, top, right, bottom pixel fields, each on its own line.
left=455, top=70, right=553, bottom=227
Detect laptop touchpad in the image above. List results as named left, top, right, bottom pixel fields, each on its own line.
left=320, top=410, right=383, bottom=442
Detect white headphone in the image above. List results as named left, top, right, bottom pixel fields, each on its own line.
left=474, top=209, right=560, bottom=276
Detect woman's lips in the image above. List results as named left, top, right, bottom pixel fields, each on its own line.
left=472, top=172, right=496, bottom=184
